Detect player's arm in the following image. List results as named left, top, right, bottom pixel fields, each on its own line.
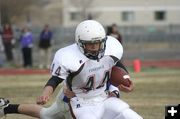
left=115, top=60, right=128, bottom=74
left=110, top=54, right=128, bottom=74
left=37, top=50, right=69, bottom=105
left=37, top=76, right=64, bottom=105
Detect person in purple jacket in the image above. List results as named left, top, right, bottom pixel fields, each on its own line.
left=20, top=27, right=33, bottom=68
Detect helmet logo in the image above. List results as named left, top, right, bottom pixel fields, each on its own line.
left=91, top=37, right=101, bottom=40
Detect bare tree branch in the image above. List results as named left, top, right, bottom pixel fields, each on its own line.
left=0, top=0, right=37, bottom=24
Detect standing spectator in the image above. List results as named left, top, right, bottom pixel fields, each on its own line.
left=0, top=33, right=4, bottom=67
left=106, top=25, right=112, bottom=35
left=108, top=24, right=124, bottom=62
left=38, top=24, right=53, bottom=69
left=1, top=23, right=14, bottom=64
left=20, top=27, right=33, bottom=68
left=0, top=33, right=4, bottom=52
left=109, top=24, right=123, bottom=44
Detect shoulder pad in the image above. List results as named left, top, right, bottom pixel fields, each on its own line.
left=105, top=36, right=123, bottom=60
left=54, top=44, right=88, bottom=72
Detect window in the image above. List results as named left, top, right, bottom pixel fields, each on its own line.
left=154, top=11, right=166, bottom=21
left=122, top=11, right=135, bottom=22
left=70, top=12, right=81, bottom=21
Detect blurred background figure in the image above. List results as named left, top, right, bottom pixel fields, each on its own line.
left=0, top=32, right=4, bottom=52
left=1, top=23, right=14, bottom=65
left=107, top=24, right=124, bottom=62
left=0, top=33, right=4, bottom=67
left=38, top=24, right=53, bottom=69
left=106, top=26, right=112, bottom=36
left=19, top=27, right=33, bottom=68
left=108, top=24, right=123, bottom=44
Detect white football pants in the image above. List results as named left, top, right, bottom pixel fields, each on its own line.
left=40, top=99, right=72, bottom=119
left=70, top=93, right=143, bottom=119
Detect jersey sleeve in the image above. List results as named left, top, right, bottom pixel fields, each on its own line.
left=50, top=51, right=69, bottom=80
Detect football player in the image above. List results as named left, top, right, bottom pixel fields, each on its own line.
left=0, top=20, right=141, bottom=119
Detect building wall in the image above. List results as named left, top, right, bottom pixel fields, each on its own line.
left=62, top=0, right=180, bottom=27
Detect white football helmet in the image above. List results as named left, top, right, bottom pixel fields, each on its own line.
left=75, top=20, right=107, bottom=60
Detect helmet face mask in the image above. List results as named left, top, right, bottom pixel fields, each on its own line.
left=75, top=20, right=106, bottom=60
left=78, top=37, right=107, bottom=60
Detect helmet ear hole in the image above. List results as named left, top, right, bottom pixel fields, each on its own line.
left=75, top=20, right=106, bottom=60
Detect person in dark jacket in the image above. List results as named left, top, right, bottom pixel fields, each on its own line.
left=109, top=24, right=123, bottom=44
left=38, top=24, right=53, bottom=69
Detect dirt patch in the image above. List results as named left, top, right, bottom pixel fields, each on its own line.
left=0, top=68, right=49, bottom=75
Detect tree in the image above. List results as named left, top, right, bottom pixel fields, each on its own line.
left=0, top=0, right=36, bottom=25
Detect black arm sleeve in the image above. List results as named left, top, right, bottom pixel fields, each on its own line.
left=115, top=61, right=129, bottom=74
left=45, top=76, right=64, bottom=91
left=110, top=55, right=129, bottom=74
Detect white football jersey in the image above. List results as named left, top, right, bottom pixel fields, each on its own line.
left=50, top=36, right=123, bottom=98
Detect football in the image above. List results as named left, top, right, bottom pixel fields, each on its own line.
left=109, top=66, right=131, bottom=87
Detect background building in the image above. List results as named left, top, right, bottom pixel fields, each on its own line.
left=62, top=0, right=180, bottom=27
left=1, top=0, right=179, bottom=27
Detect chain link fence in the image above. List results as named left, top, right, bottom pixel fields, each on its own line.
left=0, top=25, right=180, bottom=67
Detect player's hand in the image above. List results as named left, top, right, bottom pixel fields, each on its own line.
left=118, top=80, right=134, bottom=93
left=36, top=95, right=50, bottom=105
left=63, top=87, right=75, bottom=98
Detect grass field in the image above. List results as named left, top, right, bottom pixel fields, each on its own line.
left=0, top=68, right=180, bottom=119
